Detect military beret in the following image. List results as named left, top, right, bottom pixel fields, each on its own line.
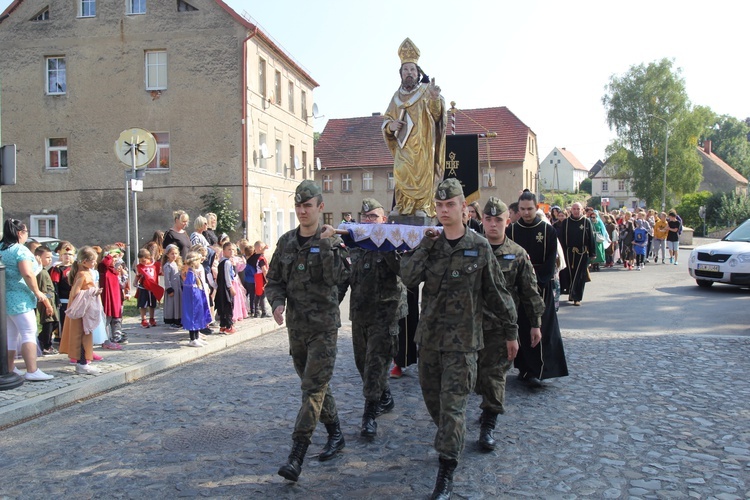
left=294, top=180, right=322, bottom=203
left=483, top=197, right=508, bottom=216
left=435, top=178, right=464, bottom=200
left=361, top=198, right=383, bottom=213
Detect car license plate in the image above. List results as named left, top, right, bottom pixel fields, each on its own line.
left=697, top=264, right=720, bottom=272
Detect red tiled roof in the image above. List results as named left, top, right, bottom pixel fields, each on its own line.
left=316, top=106, right=532, bottom=169
left=697, top=147, right=748, bottom=185
left=558, top=148, right=589, bottom=171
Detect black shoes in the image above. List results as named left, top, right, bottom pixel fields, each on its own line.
left=478, top=410, right=498, bottom=451
left=319, top=416, right=345, bottom=461
left=278, top=439, right=309, bottom=482
left=360, top=400, right=378, bottom=438
left=374, top=387, right=395, bottom=417
left=430, top=457, right=458, bottom=500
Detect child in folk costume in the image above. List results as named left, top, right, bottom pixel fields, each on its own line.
left=59, top=246, right=104, bottom=375
left=215, top=241, right=236, bottom=334
left=230, top=244, right=249, bottom=322
left=98, top=245, right=126, bottom=349
left=182, top=251, right=212, bottom=347
left=135, top=248, right=164, bottom=327
left=252, top=241, right=270, bottom=318
left=162, top=244, right=183, bottom=328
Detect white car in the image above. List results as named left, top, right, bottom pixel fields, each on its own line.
left=688, top=219, right=750, bottom=288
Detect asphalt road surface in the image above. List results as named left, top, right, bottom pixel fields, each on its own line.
left=2, top=244, right=749, bottom=499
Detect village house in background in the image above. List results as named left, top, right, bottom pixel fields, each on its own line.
left=697, top=140, right=748, bottom=196
left=539, top=147, right=589, bottom=193
left=589, top=160, right=641, bottom=210
left=315, top=106, right=540, bottom=223
left=590, top=141, right=748, bottom=211
left=0, top=0, right=317, bottom=250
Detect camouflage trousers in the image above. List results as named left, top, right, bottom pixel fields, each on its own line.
left=475, top=330, right=513, bottom=414
left=288, top=328, right=339, bottom=444
left=418, top=348, right=477, bottom=461
left=352, top=321, right=399, bottom=402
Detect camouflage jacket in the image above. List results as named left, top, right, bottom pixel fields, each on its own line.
left=265, top=226, right=351, bottom=331
left=340, top=247, right=407, bottom=327
left=401, top=227, right=518, bottom=352
left=486, top=237, right=544, bottom=336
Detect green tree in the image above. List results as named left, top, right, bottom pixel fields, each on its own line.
left=718, top=192, right=750, bottom=227
left=703, top=115, right=750, bottom=178
left=602, top=58, right=705, bottom=209
left=200, top=186, right=240, bottom=238
left=675, top=191, right=711, bottom=234
left=579, top=178, right=592, bottom=194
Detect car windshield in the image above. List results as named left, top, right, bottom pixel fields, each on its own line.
left=724, top=219, right=750, bottom=242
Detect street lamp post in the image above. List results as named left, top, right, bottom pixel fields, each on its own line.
left=648, top=114, right=669, bottom=212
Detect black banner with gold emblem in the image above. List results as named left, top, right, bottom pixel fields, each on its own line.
left=444, top=134, right=479, bottom=203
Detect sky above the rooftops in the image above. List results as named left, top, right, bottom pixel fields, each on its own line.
left=2, top=0, right=748, bottom=170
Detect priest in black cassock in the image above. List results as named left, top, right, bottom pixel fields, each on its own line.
left=557, top=202, right=596, bottom=306
left=506, top=191, right=568, bottom=387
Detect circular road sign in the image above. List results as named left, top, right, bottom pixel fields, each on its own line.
left=114, top=128, right=157, bottom=168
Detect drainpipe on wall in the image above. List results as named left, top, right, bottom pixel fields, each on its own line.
left=241, top=27, right=259, bottom=237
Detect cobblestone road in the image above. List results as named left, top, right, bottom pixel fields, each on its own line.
left=2, top=323, right=749, bottom=499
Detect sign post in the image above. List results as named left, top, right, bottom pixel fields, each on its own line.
left=114, top=129, right=156, bottom=284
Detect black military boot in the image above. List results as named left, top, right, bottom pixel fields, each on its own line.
left=430, top=457, right=458, bottom=500
left=360, top=400, right=378, bottom=438
left=318, top=416, right=345, bottom=461
left=478, top=410, right=498, bottom=451
left=374, top=387, right=395, bottom=417
left=277, top=439, right=309, bottom=482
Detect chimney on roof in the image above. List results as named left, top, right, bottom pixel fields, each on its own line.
left=561, top=147, right=566, bottom=150
left=372, top=112, right=381, bottom=116
left=704, top=140, right=712, bottom=155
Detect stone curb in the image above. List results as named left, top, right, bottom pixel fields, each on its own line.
left=0, top=320, right=281, bottom=428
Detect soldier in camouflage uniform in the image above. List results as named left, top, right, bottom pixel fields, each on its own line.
left=401, top=179, right=518, bottom=500
left=475, top=197, right=544, bottom=451
left=339, top=198, right=407, bottom=439
left=266, top=180, right=351, bottom=482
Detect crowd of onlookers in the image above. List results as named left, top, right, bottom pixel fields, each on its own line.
left=548, top=205, right=684, bottom=271
left=4, top=211, right=272, bottom=380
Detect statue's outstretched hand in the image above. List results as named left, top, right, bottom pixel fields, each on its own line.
left=428, top=77, right=441, bottom=98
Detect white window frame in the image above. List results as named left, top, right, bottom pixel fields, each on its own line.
left=146, top=132, right=170, bottom=170
left=126, top=0, right=146, bottom=15
left=288, top=81, right=294, bottom=113
left=618, top=180, right=626, bottom=191
left=30, top=215, right=59, bottom=238
left=79, top=0, right=96, bottom=17
left=145, top=50, right=167, bottom=90
left=362, top=172, right=373, bottom=191
left=301, top=91, right=307, bottom=121
left=322, top=174, right=333, bottom=192
left=602, top=180, right=609, bottom=192
left=341, top=173, right=352, bottom=192
left=46, top=56, right=66, bottom=95
left=387, top=172, right=394, bottom=191
left=276, top=209, right=284, bottom=242
left=258, top=132, right=268, bottom=170
left=275, top=139, right=282, bottom=175
left=289, top=145, right=296, bottom=180
left=258, top=59, right=266, bottom=100
left=482, top=167, right=495, bottom=188
left=274, top=71, right=281, bottom=105
left=262, top=209, right=271, bottom=244
left=46, top=138, right=68, bottom=169
left=289, top=211, right=296, bottom=231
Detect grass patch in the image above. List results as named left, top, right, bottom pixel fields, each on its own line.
left=123, top=297, right=141, bottom=318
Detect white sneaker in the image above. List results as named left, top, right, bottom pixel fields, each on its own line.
left=198, top=339, right=208, bottom=346
left=25, top=368, right=54, bottom=381
left=188, top=340, right=203, bottom=347
left=75, top=363, right=101, bottom=375
left=12, top=367, right=25, bottom=376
